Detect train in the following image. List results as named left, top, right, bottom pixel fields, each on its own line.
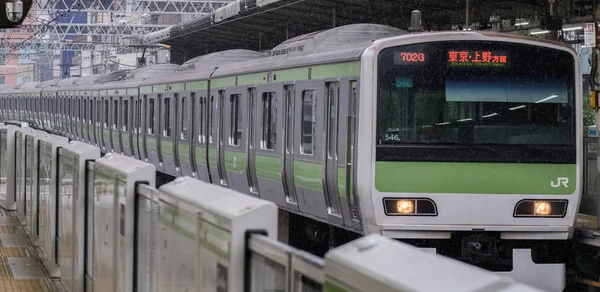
left=0, top=18, right=582, bottom=292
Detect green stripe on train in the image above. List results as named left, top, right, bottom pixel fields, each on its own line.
left=324, top=280, right=352, bottom=292
left=375, top=162, right=576, bottom=194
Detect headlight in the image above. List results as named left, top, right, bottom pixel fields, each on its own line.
left=383, top=198, right=437, bottom=216
left=513, top=199, right=568, bottom=218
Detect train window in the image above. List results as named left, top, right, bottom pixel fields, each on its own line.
left=148, top=96, right=155, bottom=135
left=104, top=99, right=109, bottom=128
left=97, top=100, right=101, bottom=126
left=248, top=89, right=256, bottom=148
left=113, top=99, right=118, bottom=130
left=229, top=94, right=241, bottom=146
left=89, top=99, right=93, bottom=125
left=163, top=97, right=171, bottom=137
left=326, top=83, right=339, bottom=159
left=181, top=96, right=188, bottom=140
left=300, top=90, right=316, bottom=155
left=135, top=99, right=141, bottom=133
left=123, top=99, right=129, bottom=131
left=209, top=95, right=214, bottom=143
left=198, top=95, right=205, bottom=143
left=83, top=99, right=87, bottom=123
left=261, top=92, right=277, bottom=150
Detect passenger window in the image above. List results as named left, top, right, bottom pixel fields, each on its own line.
left=104, top=99, right=109, bottom=128
left=83, top=99, right=87, bottom=123
left=181, top=96, right=188, bottom=140
left=97, top=100, right=102, bottom=126
left=301, top=90, right=316, bottom=155
left=261, top=92, right=277, bottom=150
left=198, top=95, right=205, bottom=143
left=229, top=94, right=241, bottom=146
left=135, top=99, right=141, bottom=133
left=148, top=96, right=155, bottom=135
left=209, top=95, right=214, bottom=143
left=113, top=99, right=118, bottom=130
left=123, top=99, right=129, bottom=131
left=163, top=97, right=171, bottom=137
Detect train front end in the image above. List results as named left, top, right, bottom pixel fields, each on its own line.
left=358, top=32, right=582, bottom=291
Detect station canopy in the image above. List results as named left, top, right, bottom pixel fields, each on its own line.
left=142, top=0, right=559, bottom=64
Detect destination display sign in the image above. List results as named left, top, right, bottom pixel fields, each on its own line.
left=447, top=50, right=509, bottom=67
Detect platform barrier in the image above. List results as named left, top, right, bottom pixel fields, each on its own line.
left=24, top=130, right=47, bottom=239
left=38, top=134, right=69, bottom=278
left=91, top=152, right=155, bottom=292
left=0, top=122, right=557, bottom=292
left=58, top=141, right=100, bottom=291
left=0, top=123, right=28, bottom=210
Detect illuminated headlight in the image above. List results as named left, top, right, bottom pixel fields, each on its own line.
left=513, top=199, right=568, bottom=218
left=383, top=198, right=438, bottom=216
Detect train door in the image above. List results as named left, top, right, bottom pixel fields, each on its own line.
left=324, top=82, right=344, bottom=225
left=102, top=96, right=110, bottom=152
left=57, top=95, right=63, bottom=134
left=143, top=94, right=161, bottom=170
left=0, top=96, right=5, bottom=121
left=159, top=93, right=177, bottom=175
left=69, top=94, right=75, bottom=139
left=110, top=96, right=121, bottom=153
left=193, top=90, right=210, bottom=182
left=122, top=95, right=132, bottom=157
left=88, top=95, right=95, bottom=145
left=96, top=97, right=104, bottom=149
left=255, top=84, right=286, bottom=206
left=60, top=95, right=65, bottom=135
left=87, top=95, right=94, bottom=145
left=132, top=95, right=142, bottom=160
left=222, top=87, right=249, bottom=194
left=246, top=88, right=259, bottom=196
left=207, top=90, right=227, bottom=187
left=282, top=84, right=299, bottom=211
left=81, top=95, right=87, bottom=142
left=335, top=80, right=360, bottom=229
left=76, top=95, right=82, bottom=140
left=292, top=82, right=328, bottom=220
left=175, top=90, right=194, bottom=176
left=85, top=95, right=91, bottom=142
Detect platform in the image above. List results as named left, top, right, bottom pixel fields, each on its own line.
left=0, top=208, right=55, bottom=292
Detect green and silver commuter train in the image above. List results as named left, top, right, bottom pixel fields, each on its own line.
left=0, top=20, right=581, bottom=292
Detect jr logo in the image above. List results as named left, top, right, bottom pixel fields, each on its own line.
left=550, top=177, right=569, bottom=188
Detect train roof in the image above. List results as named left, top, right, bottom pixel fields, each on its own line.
left=124, top=64, right=180, bottom=80
left=176, top=49, right=266, bottom=73
left=140, top=23, right=407, bottom=85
